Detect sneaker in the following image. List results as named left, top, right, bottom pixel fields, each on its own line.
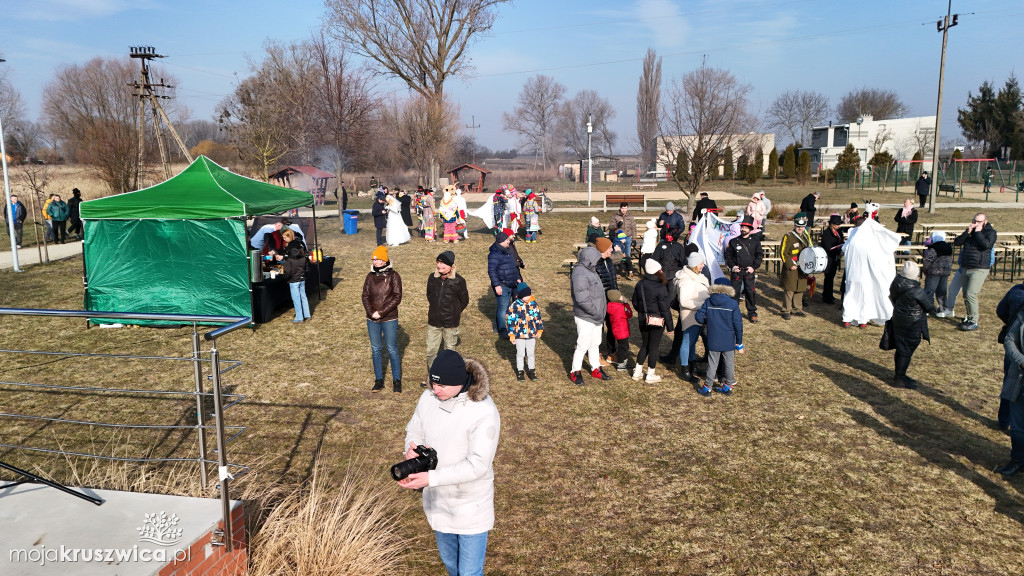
left=959, top=322, right=979, bottom=331
left=793, top=310, right=807, bottom=317
left=526, top=368, right=537, bottom=381
left=713, top=383, right=733, bottom=396
left=782, top=313, right=791, bottom=320
left=516, top=370, right=525, bottom=381
left=371, top=379, right=385, bottom=392
left=591, top=367, right=612, bottom=381
left=568, top=371, right=584, bottom=385
left=858, top=324, right=867, bottom=329
left=935, top=309, right=953, bottom=318
left=644, top=369, right=662, bottom=383
left=632, top=365, right=644, bottom=381
left=614, top=361, right=630, bottom=372
left=392, top=380, right=402, bottom=393
left=749, top=313, right=758, bottom=323
left=843, top=322, right=851, bottom=327
left=696, top=384, right=712, bottom=397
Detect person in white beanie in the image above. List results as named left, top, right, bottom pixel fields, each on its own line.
left=887, top=260, right=934, bottom=389
left=585, top=216, right=605, bottom=245
left=631, top=258, right=674, bottom=382
left=673, top=252, right=711, bottom=382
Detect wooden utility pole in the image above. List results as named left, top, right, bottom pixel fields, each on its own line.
left=928, top=2, right=958, bottom=214
left=129, top=46, right=193, bottom=187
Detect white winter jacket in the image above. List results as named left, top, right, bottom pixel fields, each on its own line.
left=405, top=358, right=501, bottom=534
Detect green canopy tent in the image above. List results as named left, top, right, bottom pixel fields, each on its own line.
left=80, top=156, right=314, bottom=325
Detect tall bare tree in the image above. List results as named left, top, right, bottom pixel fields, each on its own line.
left=766, top=89, right=829, bottom=145
left=382, top=94, right=459, bottom=184
left=42, top=58, right=149, bottom=193
left=218, top=71, right=293, bottom=181
left=636, top=48, right=661, bottom=169
left=835, top=87, right=907, bottom=123
left=660, top=61, right=755, bottom=213
left=325, top=0, right=509, bottom=187
left=558, top=90, right=616, bottom=160
left=0, top=67, right=26, bottom=157
left=502, top=74, right=565, bottom=170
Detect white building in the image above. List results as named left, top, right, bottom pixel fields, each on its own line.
left=801, top=115, right=936, bottom=173
left=654, top=132, right=775, bottom=177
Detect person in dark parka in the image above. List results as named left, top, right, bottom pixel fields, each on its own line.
left=724, top=216, right=763, bottom=321
left=819, top=214, right=846, bottom=304
left=372, top=192, right=388, bottom=246
left=799, top=191, right=819, bottom=226
left=893, top=198, right=918, bottom=244
left=889, top=261, right=934, bottom=389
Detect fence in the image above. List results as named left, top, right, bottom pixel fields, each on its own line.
left=829, top=162, right=1024, bottom=200
left=0, top=308, right=250, bottom=552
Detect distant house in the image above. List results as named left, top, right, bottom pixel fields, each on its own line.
left=269, top=166, right=337, bottom=206
left=654, top=133, right=775, bottom=177
left=800, top=115, right=936, bottom=173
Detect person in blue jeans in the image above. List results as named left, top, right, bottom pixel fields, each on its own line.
left=362, top=245, right=403, bottom=392
left=279, top=230, right=311, bottom=323
left=399, top=350, right=500, bottom=576
left=487, top=229, right=520, bottom=337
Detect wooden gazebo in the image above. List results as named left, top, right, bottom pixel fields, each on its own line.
left=447, top=164, right=491, bottom=192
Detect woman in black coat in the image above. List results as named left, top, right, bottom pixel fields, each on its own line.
left=889, top=261, right=935, bottom=389
left=631, top=258, right=674, bottom=383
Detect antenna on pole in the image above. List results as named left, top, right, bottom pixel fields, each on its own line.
left=465, top=115, right=481, bottom=164
left=129, top=46, right=194, bottom=187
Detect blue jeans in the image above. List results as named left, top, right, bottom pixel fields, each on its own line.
left=288, top=281, right=310, bottom=322
left=435, top=531, right=488, bottom=576
left=493, top=288, right=512, bottom=337
left=366, top=319, right=400, bottom=380
left=678, top=324, right=700, bottom=366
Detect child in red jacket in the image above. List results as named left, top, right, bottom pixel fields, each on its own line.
left=606, top=289, right=634, bottom=372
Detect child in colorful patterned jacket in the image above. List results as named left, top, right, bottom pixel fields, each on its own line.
left=506, top=281, right=544, bottom=381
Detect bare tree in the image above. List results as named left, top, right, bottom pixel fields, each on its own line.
left=14, top=162, right=53, bottom=262
left=0, top=67, right=26, bottom=157
left=42, top=57, right=148, bottom=193
left=636, top=48, right=661, bottom=169
left=766, top=89, right=829, bottom=144
left=324, top=0, right=509, bottom=187
left=660, top=61, right=755, bottom=213
left=218, top=72, right=292, bottom=181
left=558, top=90, right=616, bottom=160
left=502, top=74, right=565, bottom=170
left=383, top=94, right=460, bottom=185
left=835, top=87, right=907, bottom=123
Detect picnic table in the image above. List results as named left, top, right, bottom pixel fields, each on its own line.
left=996, top=232, right=1024, bottom=245
left=916, top=223, right=972, bottom=243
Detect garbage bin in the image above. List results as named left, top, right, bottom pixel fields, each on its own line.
left=343, top=210, right=359, bottom=235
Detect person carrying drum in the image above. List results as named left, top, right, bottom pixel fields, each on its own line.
left=819, top=214, right=846, bottom=305
left=779, top=213, right=814, bottom=320
left=724, top=216, right=763, bottom=323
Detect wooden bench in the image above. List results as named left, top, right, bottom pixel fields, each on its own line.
left=604, top=193, right=647, bottom=212
left=762, top=257, right=782, bottom=274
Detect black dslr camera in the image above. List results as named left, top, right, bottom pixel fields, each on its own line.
left=391, top=445, right=438, bottom=481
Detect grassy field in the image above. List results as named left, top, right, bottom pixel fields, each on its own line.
left=2, top=178, right=1024, bottom=573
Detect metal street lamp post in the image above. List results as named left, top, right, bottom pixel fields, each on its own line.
left=587, top=114, right=593, bottom=207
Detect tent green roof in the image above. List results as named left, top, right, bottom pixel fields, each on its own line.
left=80, top=156, right=313, bottom=220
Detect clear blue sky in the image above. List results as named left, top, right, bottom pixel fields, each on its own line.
left=3, top=0, right=1022, bottom=155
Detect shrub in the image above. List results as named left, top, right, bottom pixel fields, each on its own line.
left=723, top=146, right=734, bottom=179
left=782, top=144, right=796, bottom=179
left=768, top=148, right=779, bottom=179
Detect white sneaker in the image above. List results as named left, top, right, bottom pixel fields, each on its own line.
left=632, top=365, right=644, bottom=381
left=935, top=309, right=952, bottom=318
left=645, top=368, right=662, bottom=383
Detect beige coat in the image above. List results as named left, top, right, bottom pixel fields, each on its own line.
left=675, top=267, right=710, bottom=330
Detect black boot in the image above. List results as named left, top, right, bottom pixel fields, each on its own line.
left=392, top=380, right=402, bottom=393
left=516, top=370, right=525, bottom=381
left=685, top=363, right=698, bottom=383
left=680, top=364, right=692, bottom=382
left=526, top=368, right=537, bottom=381
left=372, top=379, right=385, bottom=392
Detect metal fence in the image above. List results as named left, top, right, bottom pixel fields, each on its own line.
left=0, top=308, right=250, bottom=552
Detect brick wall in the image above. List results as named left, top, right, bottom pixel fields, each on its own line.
left=158, top=502, right=246, bottom=576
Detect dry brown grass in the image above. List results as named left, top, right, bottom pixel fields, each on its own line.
left=2, top=188, right=1024, bottom=574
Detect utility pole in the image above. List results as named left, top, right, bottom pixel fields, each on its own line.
left=465, top=115, right=481, bottom=165
left=587, top=113, right=593, bottom=207
left=928, top=1, right=958, bottom=214
left=0, top=57, right=19, bottom=272
left=129, top=46, right=193, bottom=187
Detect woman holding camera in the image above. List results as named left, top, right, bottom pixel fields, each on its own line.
left=398, top=350, right=500, bottom=576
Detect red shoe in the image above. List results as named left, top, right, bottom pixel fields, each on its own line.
left=843, top=322, right=850, bottom=327
left=859, top=324, right=867, bottom=329
left=568, top=371, right=584, bottom=385
left=590, top=367, right=612, bottom=381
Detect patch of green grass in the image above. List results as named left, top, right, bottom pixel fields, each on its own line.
left=2, top=206, right=1024, bottom=574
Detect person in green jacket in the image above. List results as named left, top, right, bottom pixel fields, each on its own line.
left=46, top=194, right=70, bottom=244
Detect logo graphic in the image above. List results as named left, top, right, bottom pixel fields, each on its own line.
left=136, top=512, right=183, bottom=546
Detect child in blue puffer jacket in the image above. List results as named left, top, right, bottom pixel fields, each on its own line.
left=694, top=277, right=744, bottom=397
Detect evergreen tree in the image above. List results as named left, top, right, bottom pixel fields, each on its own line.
left=797, top=151, right=811, bottom=184
left=744, top=162, right=758, bottom=184
left=768, top=147, right=779, bottom=179
left=723, top=146, right=734, bottom=179
left=736, top=153, right=749, bottom=181
left=674, top=150, right=690, bottom=182
left=835, top=143, right=861, bottom=172
left=754, top=147, right=764, bottom=180
left=909, top=150, right=923, bottom=180
left=782, top=144, right=796, bottom=178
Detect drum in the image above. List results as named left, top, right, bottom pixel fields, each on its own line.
left=798, top=246, right=828, bottom=274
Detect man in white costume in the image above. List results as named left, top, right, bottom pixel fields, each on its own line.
left=841, top=214, right=902, bottom=326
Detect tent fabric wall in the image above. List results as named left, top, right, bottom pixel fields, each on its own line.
left=84, top=219, right=251, bottom=325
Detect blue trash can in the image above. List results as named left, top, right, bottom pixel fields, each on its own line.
left=343, top=210, right=359, bottom=235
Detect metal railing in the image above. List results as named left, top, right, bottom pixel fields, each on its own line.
left=0, top=308, right=250, bottom=552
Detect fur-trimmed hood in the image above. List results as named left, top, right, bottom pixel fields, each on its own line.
left=463, top=357, right=491, bottom=402
left=709, top=283, right=735, bottom=297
